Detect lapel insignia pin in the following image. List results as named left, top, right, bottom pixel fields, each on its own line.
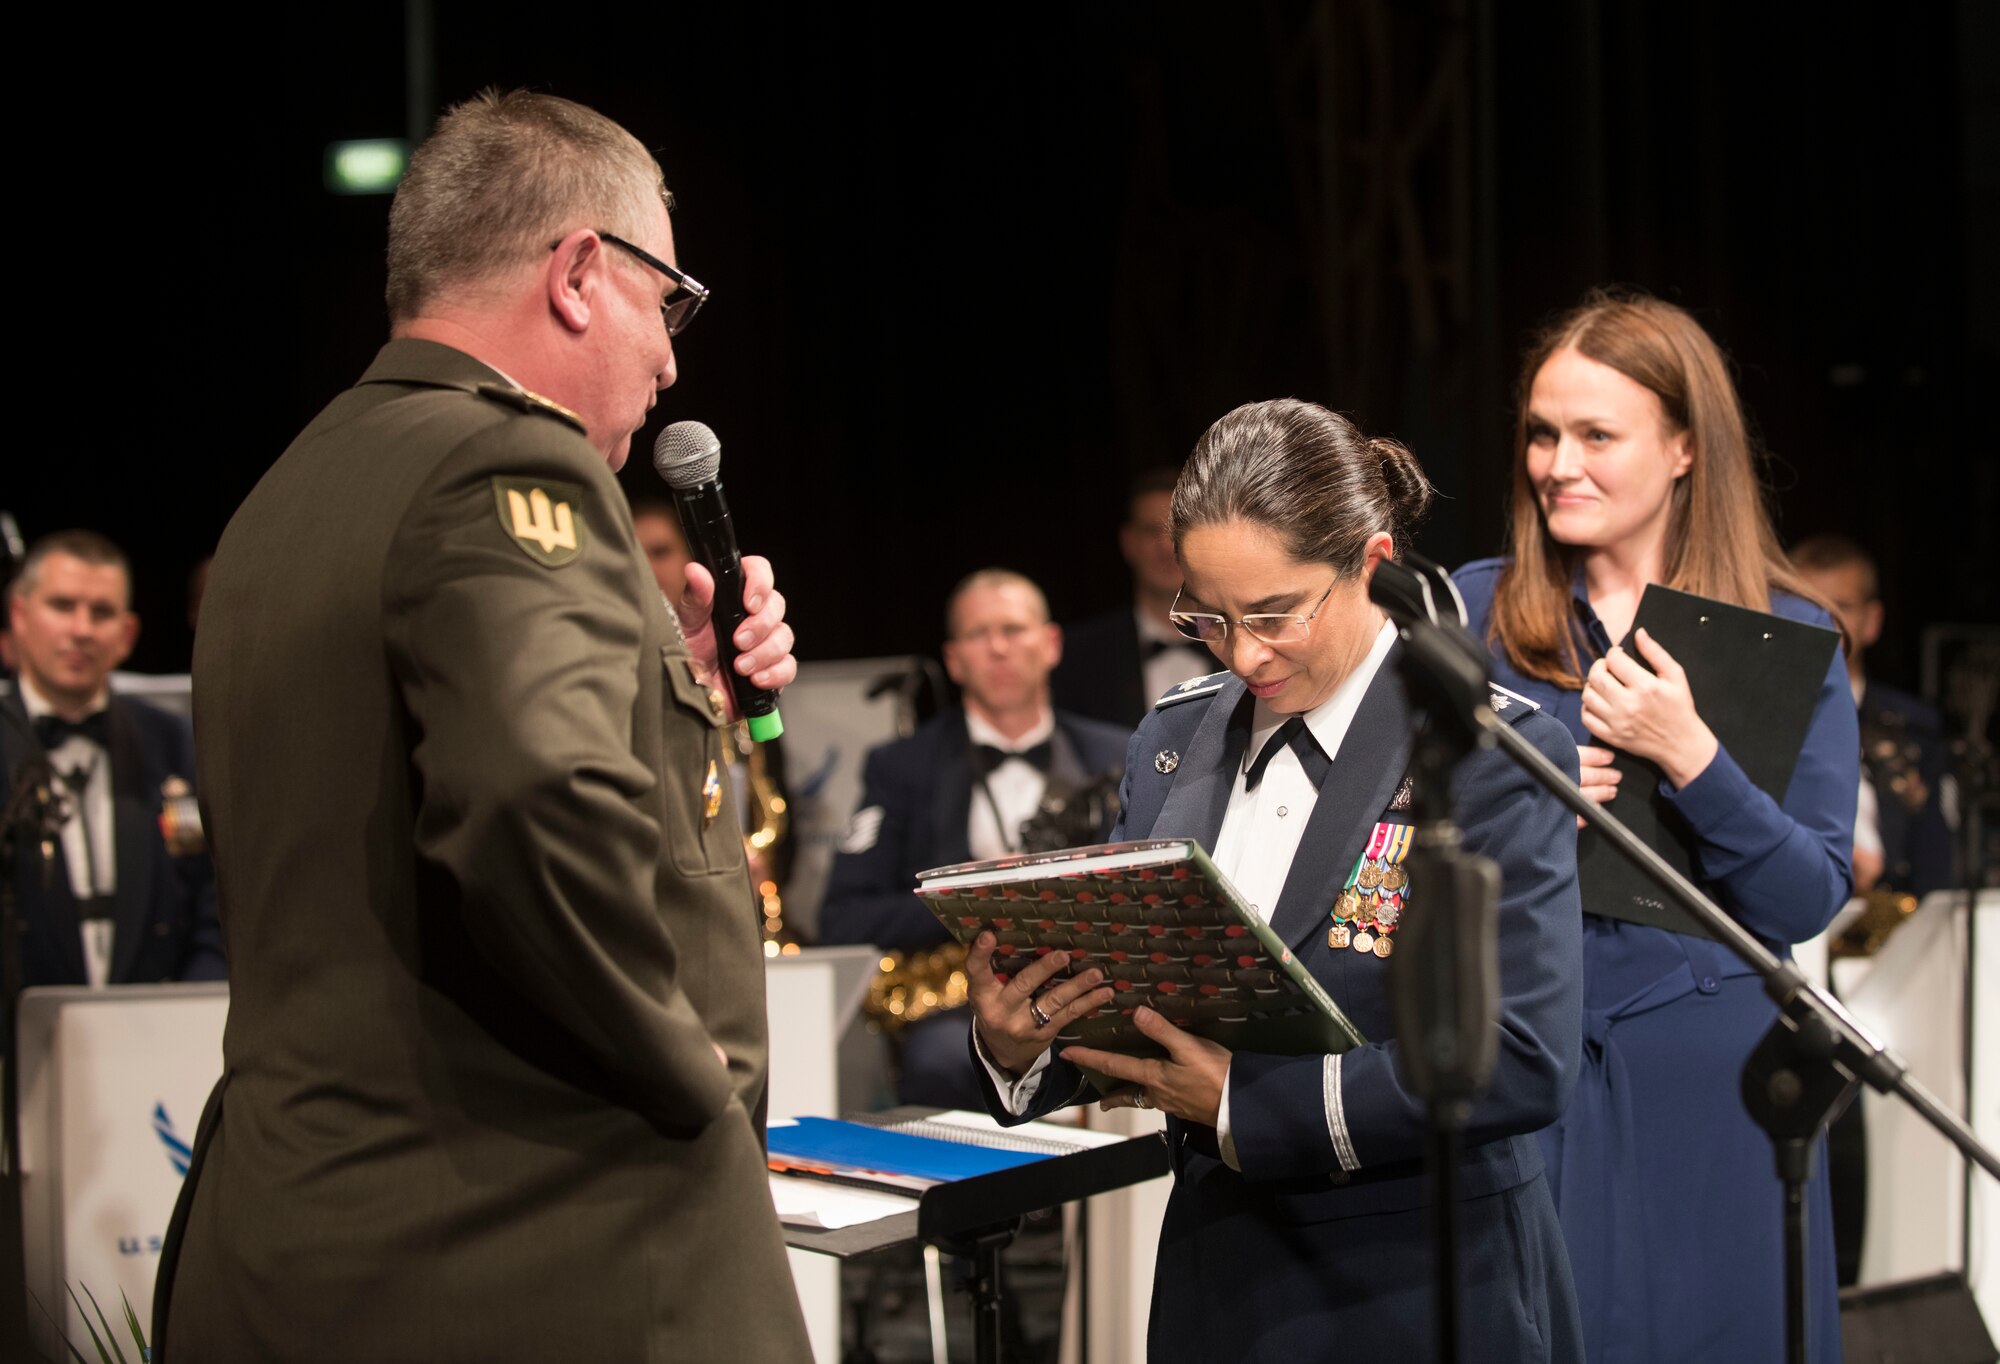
left=1154, top=750, right=1180, bottom=775
left=1390, top=775, right=1413, bottom=810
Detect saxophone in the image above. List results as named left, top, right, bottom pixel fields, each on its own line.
left=735, top=721, right=796, bottom=958
left=862, top=765, right=1123, bottom=1032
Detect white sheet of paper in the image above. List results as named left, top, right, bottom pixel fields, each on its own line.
left=918, top=1108, right=1128, bottom=1148
left=768, top=1175, right=918, bottom=1230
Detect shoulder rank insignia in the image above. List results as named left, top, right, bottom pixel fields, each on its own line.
left=1155, top=670, right=1230, bottom=708
left=476, top=383, right=588, bottom=433
left=1487, top=682, right=1540, bottom=714
left=491, top=477, right=586, bottom=568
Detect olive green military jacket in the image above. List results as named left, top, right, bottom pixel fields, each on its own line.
left=157, top=339, right=810, bottom=1363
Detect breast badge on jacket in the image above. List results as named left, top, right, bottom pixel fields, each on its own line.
left=158, top=775, right=206, bottom=856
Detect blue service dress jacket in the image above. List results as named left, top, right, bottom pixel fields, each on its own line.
left=1051, top=608, right=1150, bottom=731
left=1861, top=681, right=1956, bottom=896
left=1, top=689, right=224, bottom=1039
left=975, top=653, right=1588, bottom=1363
left=1453, top=557, right=1858, bottom=1364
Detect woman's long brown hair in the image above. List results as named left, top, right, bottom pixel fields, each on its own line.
left=1490, top=290, right=1828, bottom=689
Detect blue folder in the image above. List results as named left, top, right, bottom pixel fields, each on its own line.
left=767, top=1118, right=1049, bottom=1182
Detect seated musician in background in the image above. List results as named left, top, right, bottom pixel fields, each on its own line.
left=1052, top=467, right=1213, bottom=731
left=1792, top=532, right=1956, bottom=896
left=1, top=531, right=223, bottom=1027
left=821, top=568, right=1128, bottom=1106
left=628, top=494, right=693, bottom=605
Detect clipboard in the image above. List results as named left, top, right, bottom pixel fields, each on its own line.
left=1577, top=584, right=1839, bottom=938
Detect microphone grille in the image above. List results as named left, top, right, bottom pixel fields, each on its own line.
left=652, top=421, right=722, bottom=488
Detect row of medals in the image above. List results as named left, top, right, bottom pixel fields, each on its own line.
left=1329, top=855, right=1405, bottom=957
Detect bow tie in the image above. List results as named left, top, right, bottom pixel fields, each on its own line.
left=977, top=740, right=1054, bottom=774
left=34, top=711, right=109, bottom=751
left=1244, top=716, right=1331, bottom=790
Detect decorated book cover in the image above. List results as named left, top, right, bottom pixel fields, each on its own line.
left=915, top=840, right=1365, bottom=1073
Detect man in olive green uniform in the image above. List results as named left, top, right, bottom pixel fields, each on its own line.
left=153, top=91, right=812, bottom=1362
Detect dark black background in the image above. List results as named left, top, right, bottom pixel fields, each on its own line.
left=17, top=1, right=1997, bottom=689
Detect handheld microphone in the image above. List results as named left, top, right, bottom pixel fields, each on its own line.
left=651, top=421, right=784, bottom=742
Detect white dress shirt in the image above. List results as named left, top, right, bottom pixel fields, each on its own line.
left=980, top=619, right=1399, bottom=1154
left=18, top=675, right=118, bottom=987
left=964, top=708, right=1056, bottom=859
left=1137, top=607, right=1214, bottom=707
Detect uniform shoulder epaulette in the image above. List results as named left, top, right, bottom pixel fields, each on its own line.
left=1155, top=670, right=1231, bottom=708
left=476, top=383, right=588, bottom=434
left=1486, top=681, right=1541, bottom=718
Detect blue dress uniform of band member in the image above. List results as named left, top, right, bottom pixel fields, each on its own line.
left=966, top=400, right=1585, bottom=1363
left=2, top=532, right=223, bottom=1031
left=1793, top=532, right=1957, bottom=897
left=1456, top=292, right=1859, bottom=1364
left=151, top=92, right=811, bottom=1363
left=822, top=569, right=1128, bottom=1106
left=1053, top=469, right=1214, bottom=731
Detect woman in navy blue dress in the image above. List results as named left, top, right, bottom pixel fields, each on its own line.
left=967, top=399, right=1588, bottom=1362
left=1455, top=291, right=1858, bottom=1364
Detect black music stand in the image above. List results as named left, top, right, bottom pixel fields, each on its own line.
left=779, top=1109, right=1169, bottom=1364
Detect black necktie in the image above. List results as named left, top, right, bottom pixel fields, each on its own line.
left=35, top=711, right=109, bottom=751
left=977, top=740, right=1054, bottom=774
left=1244, top=716, right=1331, bottom=790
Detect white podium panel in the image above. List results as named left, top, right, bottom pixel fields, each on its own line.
left=766, top=945, right=880, bottom=1363
left=13, top=949, right=878, bottom=1361
left=768, top=656, right=926, bottom=936
left=1065, top=1106, right=1169, bottom=1364
left=1843, top=889, right=2000, bottom=1329
left=18, top=983, right=228, bottom=1359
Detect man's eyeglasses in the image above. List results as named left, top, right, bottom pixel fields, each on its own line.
left=1168, top=579, right=1338, bottom=646
left=551, top=231, right=710, bottom=336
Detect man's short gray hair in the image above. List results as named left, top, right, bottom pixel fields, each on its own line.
left=386, top=89, right=669, bottom=323
left=945, top=569, right=1051, bottom=638
left=10, top=530, right=130, bottom=604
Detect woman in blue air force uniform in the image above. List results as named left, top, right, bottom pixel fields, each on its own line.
left=965, top=399, right=1587, bottom=1362
left=1454, top=291, right=1858, bottom=1364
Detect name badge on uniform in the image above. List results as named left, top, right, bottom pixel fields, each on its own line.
left=1328, top=821, right=1412, bottom=957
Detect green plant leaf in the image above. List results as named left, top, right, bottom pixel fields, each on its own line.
left=77, top=1284, right=129, bottom=1364
left=119, top=1290, right=149, bottom=1362
left=65, top=1285, right=114, bottom=1364
left=27, top=1287, right=95, bottom=1363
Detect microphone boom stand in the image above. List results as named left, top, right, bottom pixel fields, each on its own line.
left=1387, top=608, right=1506, bottom=1364
left=1378, top=557, right=2000, bottom=1364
